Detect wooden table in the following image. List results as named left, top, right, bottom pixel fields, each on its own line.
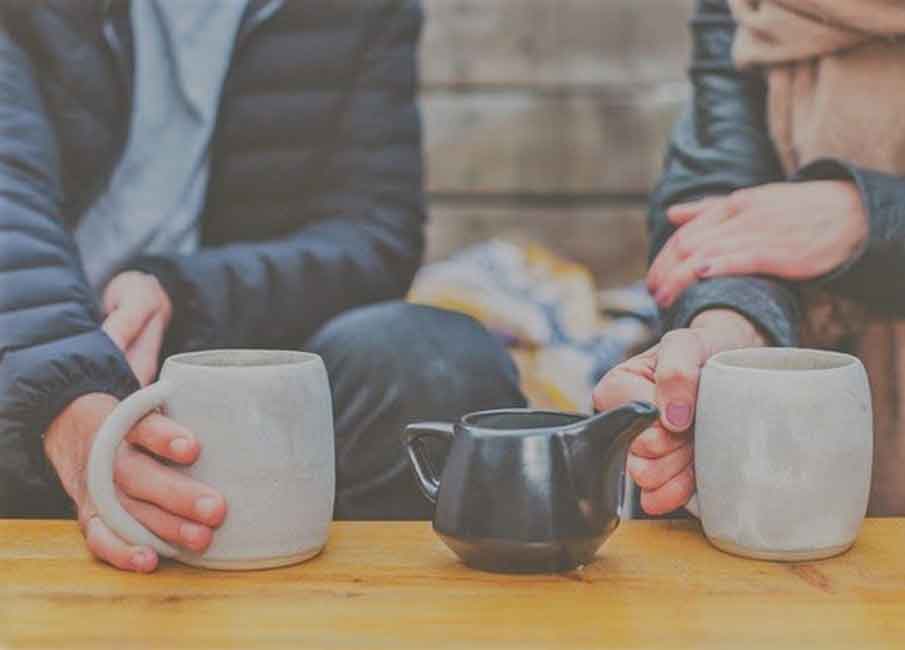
left=2, top=519, right=905, bottom=649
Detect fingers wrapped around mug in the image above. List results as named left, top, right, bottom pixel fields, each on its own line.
left=627, top=422, right=695, bottom=516
left=593, top=337, right=705, bottom=516
left=637, top=463, right=696, bottom=517
left=117, top=490, right=213, bottom=553
left=79, top=508, right=158, bottom=573
left=114, top=444, right=226, bottom=527
left=628, top=431, right=693, bottom=489
left=125, top=412, right=199, bottom=464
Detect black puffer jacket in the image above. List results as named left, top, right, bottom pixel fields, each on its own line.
left=652, top=0, right=905, bottom=343
left=0, top=0, right=425, bottom=514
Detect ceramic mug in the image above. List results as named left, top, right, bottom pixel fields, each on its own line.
left=87, top=350, right=335, bottom=570
left=685, top=347, right=872, bottom=561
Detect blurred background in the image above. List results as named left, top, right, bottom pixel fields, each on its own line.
left=418, top=0, right=695, bottom=287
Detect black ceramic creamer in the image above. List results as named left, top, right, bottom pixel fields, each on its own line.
left=403, top=402, right=658, bottom=573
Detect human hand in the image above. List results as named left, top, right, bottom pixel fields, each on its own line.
left=44, top=393, right=226, bottom=572
left=102, top=271, right=172, bottom=386
left=592, top=310, right=767, bottom=515
left=648, top=181, right=868, bottom=308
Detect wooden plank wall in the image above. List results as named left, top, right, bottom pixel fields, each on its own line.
left=419, top=0, right=696, bottom=287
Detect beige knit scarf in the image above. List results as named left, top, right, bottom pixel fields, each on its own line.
left=729, top=0, right=905, bottom=515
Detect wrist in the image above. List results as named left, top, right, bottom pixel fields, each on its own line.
left=44, top=393, right=119, bottom=503
left=830, top=180, right=868, bottom=256
left=690, top=309, right=768, bottom=351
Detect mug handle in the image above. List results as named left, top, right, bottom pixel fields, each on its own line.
left=86, top=380, right=180, bottom=558
left=685, top=494, right=700, bottom=518
left=402, top=422, right=455, bottom=504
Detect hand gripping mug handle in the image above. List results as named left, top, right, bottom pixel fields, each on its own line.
left=86, top=380, right=180, bottom=558
left=403, top=422, right=455, bottom=504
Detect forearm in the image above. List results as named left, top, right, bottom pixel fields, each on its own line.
left=649, top=1, right=799, bottom=345
left=661, top=276, right=800, bottom=346
left=131, top=214, right=423, bottom=351
left=0, top=26, right=137, bottom=479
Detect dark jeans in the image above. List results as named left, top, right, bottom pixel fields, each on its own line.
left=309, top=301, right=526, bottom=519
left=4, top=301, right=526, bottom=519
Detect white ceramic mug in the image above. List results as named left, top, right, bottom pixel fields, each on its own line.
left=87, top=350, right=335, bottom=570
left=686, top=348, right=872, bottom=561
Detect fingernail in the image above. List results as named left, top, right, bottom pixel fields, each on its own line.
left=696, top=262, right=712, bottom=276
left=195, top=495, right=220, bottom=521
left=654, top=289, right=668, bottom=305
left=169, top=437, right=193, bottom=456
left=131, top=548, right=151, bottom=570
left=180, top=522, right=206, bottom=547
left=666, top=403, right=692, bottom=428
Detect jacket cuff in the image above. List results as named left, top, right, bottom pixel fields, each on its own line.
left=794, top=158, right=905, bottom=284
left=126, top=254, right=215, bottom=354
left=2, top=329, right=140, bottom=492
left=662, top=276, right=801, bottom=347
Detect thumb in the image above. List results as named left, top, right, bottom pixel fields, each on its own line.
left=653, top=330, right=707, bottom=434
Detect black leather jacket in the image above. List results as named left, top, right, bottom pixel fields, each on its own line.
left=652, top=0, right=905, bottom=344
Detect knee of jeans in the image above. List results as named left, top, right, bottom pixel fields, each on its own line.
left=307, top=301, right=525, bottom=409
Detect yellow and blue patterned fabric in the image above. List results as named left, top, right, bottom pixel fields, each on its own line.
left=409, top=239, right=658, bottom=412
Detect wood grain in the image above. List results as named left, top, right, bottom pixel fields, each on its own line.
left=420, top=0, right=696, bottom=88
left=422, top=87, right=686, bottom=195
left=3, top=519, right=905, bottom=649
left=417, top=0, right=697, bottom=262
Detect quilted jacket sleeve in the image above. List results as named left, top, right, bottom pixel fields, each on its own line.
left=0, top=23, right=139, bottom=504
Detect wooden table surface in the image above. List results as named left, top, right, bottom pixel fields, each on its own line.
left=2, top=519, right=905, bottom=649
